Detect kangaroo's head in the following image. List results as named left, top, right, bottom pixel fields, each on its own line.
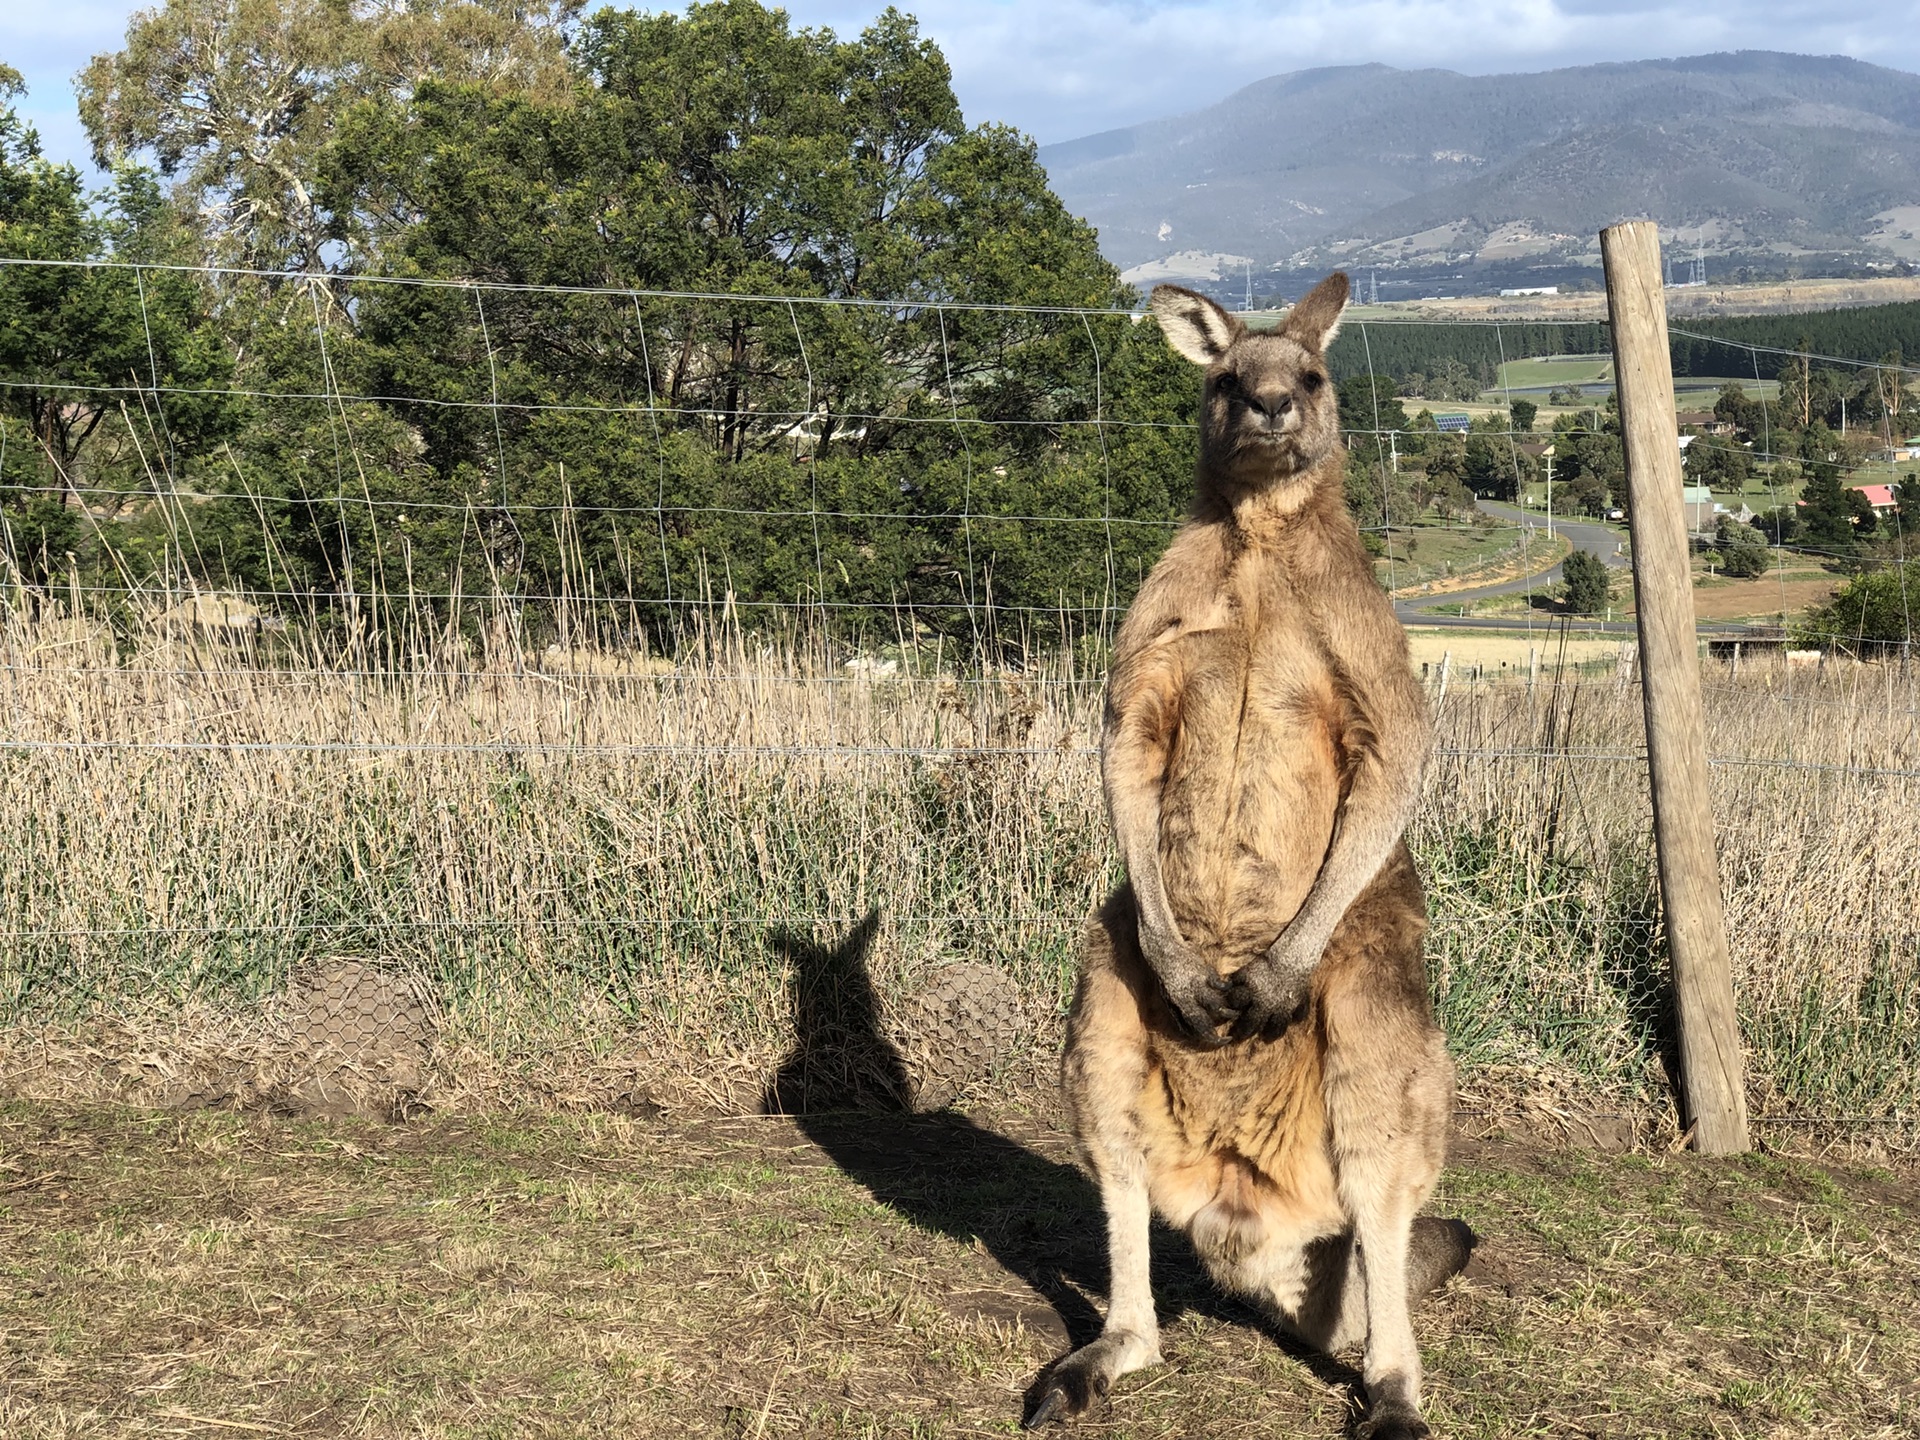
left=1149, top=272, right=1349, bottom=494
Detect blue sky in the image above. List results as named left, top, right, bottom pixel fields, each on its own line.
left=5, top=1, right=1918, bottom=178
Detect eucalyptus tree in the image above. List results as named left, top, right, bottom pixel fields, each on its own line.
left=77, top=0, right=581, bottom=279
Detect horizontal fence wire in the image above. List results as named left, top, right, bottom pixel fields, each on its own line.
left=1452, top=1109, right=1919, bottom=1130
left=2, top=258, right=1915, bottom=1136
left=0, top=577, right=1897, bottom=631
left=0, top=378, right=1204, bottom=432
left=7, top=660, right=1915, bottom=698
left=0, top=480, right=1191, bottom=526
left=0, top=255, right=1157, bottom=314
left=7, top=917, right=1913, bottom=942
left=0, top=737, right=1914, bottom=779
left=0, top=262, right=1908, bottom=583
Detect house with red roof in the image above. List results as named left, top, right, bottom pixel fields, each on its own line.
left=1850, top=483, right=1898, bottom=513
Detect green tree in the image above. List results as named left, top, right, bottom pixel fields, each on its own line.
left=1339, top=372, right=1407, bottom=522
left=77, top=0, right=581, bottom=274
left=1463, top=436, right=1500, bottom=497
left=1755, top=503, right=1803, bottom=545
left=1567, top=470, right=1610, bottom=517
left=1422, top=357, right=1483, bottom=402
left=1799, top=463, right=1856, bottom=548
left=1849, top=487, right=1879, bottom=538
left=1462, top=433, right=1530, bottom=501
left=1562, top=548, right=1610, bottom=614
left=1509, top=398, right=1536, bottom=433
left=1797, top=421, right=1847, bottom=471
left=1810, top=369, right=1861, bottom=431
left=1897, top=472, right=1920, bottom=542
left=1338, top=373, right=1407, bottom=435
left=1427, top=473, right=1477, bottom=521
left=1712, top=381, right=1762, bottom=440
left=1798, top=559, right=1920, bottom=652
left=0, top=75, right=237, bottom=581
left=1553, top=402, right=1624, bottom=514
left=1875, top=352, right=1908, bottom=446
left=1422, top=430, right=1465, bottom=491
left=292, top=2, right=1136, bottom=641
left=1688, top=434, right=1751, bottom=492
left=1778, top=341, right=1815, bottom=429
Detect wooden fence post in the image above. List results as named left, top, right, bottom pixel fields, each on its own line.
left=1601, top=220, right=1751, bottom=1155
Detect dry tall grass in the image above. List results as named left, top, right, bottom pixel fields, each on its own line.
left=1, top=594, right=1914, bottom=1138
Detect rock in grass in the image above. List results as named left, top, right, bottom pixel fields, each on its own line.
left=891, top=962, right=1024, bottom=1113
left=281, top=959, right=435, bottom=1115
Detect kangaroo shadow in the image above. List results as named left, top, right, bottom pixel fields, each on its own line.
left=760, top=910, right=1364, bottom=1424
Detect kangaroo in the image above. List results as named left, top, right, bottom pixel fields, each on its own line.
left=1027, top=275, right=1471, bottom=1438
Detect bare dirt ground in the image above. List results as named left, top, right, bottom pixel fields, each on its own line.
left=1688, top=574, right=1840, bottom=623
left=2, top=1100, right=1914, bottom=1438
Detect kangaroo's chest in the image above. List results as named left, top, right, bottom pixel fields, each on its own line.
left=1155, top=564, right=1350, bottom=954
left=1166, top=573, right=1345, bottom=771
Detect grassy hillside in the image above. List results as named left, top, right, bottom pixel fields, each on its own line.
left=1322, top=298, right=1920, bottom=386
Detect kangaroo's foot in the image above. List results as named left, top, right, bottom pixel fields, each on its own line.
left=1023, top=1330, right=1160, bottom=1428
left=1357, top=1402, right=1432, bottom=1440
left=1356, top=1367, right=1434, bottom=1440
left=1348, top=1217, right=1472, bottom=1437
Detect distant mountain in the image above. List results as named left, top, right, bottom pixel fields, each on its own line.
left=1037, top=52, right=1920, bottom=291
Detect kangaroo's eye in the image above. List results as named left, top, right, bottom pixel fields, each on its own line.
left=1215, top=371, right=1240, bottom=395
left=1302, top=371, right=1326, bottom=393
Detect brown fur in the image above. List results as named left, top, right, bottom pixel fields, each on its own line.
left=1027, top=277, right=1469, bottom=1439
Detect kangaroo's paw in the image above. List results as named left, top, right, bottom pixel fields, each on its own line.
left=1023, top=1331, right=1157, bottom=1428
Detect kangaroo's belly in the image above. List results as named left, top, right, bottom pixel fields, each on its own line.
left=1157, top=626, right=1345, bottom=966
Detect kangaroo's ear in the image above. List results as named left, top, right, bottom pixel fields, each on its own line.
left=1283, top=272, right=1350, bottom=352
left=1149, top=284, right=1241, bottom=366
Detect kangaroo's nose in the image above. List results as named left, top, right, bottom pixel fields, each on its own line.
left=1250, top=392, right=1294, bottom=426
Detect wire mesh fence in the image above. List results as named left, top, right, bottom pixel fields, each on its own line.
left=0, top=258, right=1915, bottom=1140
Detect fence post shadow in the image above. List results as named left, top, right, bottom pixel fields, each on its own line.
left=758, top=910, right=1363, bottom=1419
left=1609, top=898, right=1686, bottom=1113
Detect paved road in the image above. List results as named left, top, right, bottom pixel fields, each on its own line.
left=1391, top=503, right=1777, bottom=638
left=1392, top=499, right=1629, bottom=625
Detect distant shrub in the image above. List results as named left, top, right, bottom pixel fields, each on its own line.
left=1563, top=549, right=1610, bottom=613
left=1797, top=559, right=1920, bottom=651
left=1714, top=516, right=1771, bottom=578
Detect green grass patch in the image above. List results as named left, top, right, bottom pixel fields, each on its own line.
left=0, top=1101, right=1913, bottom=1438
left=1495, top=354, right=1615, bottom=392
left=1380, top=521, right=1527, bottom=587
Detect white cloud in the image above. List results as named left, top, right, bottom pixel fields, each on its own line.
left=3, top=0, right=137, bottom=171
left=3, top=0, right=1916, bottom=175
left=779, top=0, right=1918, bottom=140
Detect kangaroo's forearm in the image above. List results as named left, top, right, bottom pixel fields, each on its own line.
left=1102, top=717, right=1191, bottom=959
left=1106, top=769, right=1182, bottom=943
left=1283, top=744, right=1424, bottom=954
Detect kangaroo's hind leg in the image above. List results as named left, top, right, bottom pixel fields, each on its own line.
left=1027, top=892, right=1164, bottom=1428
left=1319, top=852, right=1462, bottom=1439
left=1235, top=1218, right=1471, bottom=1358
